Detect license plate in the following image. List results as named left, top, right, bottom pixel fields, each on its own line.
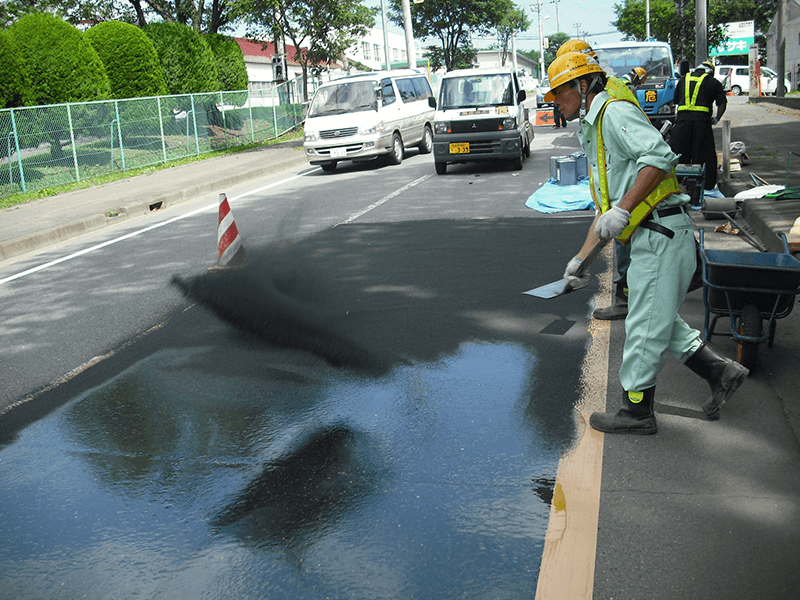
left=330, top=147, right=347, bottom=158
left=645, top=90, right=657, bottom=103
left=450, top=142, right=470, bottom=154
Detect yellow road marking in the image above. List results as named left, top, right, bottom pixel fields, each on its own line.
left=535, top=244, right=612, bottom=599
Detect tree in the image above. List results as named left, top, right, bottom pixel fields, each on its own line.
left=389, top=0, right=514, bottom=72
left=145, top=21, right=219, bottom=94
left=495, top=5, right=531, bottom=67
left=205, top=33, right=249, bottom=91
left=544, top=32, right=570, bottom=71
left=0, top=0, right=235, bottom=33
left=85, top=21, right=168, bottom=99
left=232, top=0, right=375, bottom=101
left=612, top=0, right=777, bottom=64
left=6, top=12, right=110, bottom=107
left=0, top=31, right=25, bottom=109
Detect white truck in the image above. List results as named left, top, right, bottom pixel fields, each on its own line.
left=431, top=67, right=534, bottom=175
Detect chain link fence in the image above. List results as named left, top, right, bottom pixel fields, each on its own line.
left=0, top=79, right=307, bottom=200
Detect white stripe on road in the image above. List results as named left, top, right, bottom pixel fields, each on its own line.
left=0, top=171, right=313, bottom=287
left=336, top=174, right=432, bottom=226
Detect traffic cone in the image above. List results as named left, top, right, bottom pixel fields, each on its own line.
left=211, top=193, right=246, bottom=269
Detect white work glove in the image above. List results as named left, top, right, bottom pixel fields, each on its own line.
left=595, top=206, right=631, bottom=241
left=711, top=116, right=719, bottom=125
left=563, top=256, right=590, bottom=290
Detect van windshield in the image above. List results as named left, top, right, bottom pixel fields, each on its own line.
left=593, top=46, right=674, bottom=80
left=308, top=81, right=378, bottom=117
left=439, top=74, right=514, bottom=109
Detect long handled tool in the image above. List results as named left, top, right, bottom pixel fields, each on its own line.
left=523, top=239, right=609, bottom=299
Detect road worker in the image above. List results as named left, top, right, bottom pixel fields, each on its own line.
left=556, top=40, right=642, bottom=321
left=669, top=60, right=727, bottom=194
left=544, top=52, right=748, bottom=434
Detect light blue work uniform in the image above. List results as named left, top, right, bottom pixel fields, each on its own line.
left=577, top=91, right=703, bottom=392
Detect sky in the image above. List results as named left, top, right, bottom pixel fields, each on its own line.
left=365, top=0, right=626, bottom=52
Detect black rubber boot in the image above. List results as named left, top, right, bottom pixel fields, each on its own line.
left=590, top=387, right=657, bottom=435
left=684, top=341, right=749, bottom=420
left=592, top=284, right=628, bottom=320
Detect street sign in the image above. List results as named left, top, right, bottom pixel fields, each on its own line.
left=710, top=20, right=755, bottom=56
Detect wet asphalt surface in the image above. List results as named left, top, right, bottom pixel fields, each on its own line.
left=0, top=147, right=602, bottom=598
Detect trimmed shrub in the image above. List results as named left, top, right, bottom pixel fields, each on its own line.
left=204, top=33, right=249, bottom=92
left=144, top=22, right=219, bottom=95
left=6, top=12, right=110, bottom=106
left=85, top=21, right=167, bottom=99
left=0, top=30, right=25, bottom=109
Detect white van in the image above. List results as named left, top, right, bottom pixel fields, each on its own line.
left=432, top=67, right=534, bottom=174
left=714, top=65, right=792, bottom=95
left=303, top=70, right=435, bottom=172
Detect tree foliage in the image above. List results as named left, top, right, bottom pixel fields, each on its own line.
left=0, top=30, right=25, bottom=109
left=205, top=33, right=249, bottom=91
left=389, top=0, right=514, bottom=72
left=6, top=12, right=110, bottom=106
left=85, top=20, right=168, bottom=99
left=232, top=0, right=375, bottom=101
left=496, top=5, right=531, bottom=67
left=0, top=0, right=234, bottom=33
left=612, top=0, right=778, bottom=64
left=144, top=21, right=219, bottom=94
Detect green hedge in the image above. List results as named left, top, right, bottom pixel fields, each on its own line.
left=145, top=22, right=219, bottom=95
left=205, top=33, right=249, bottom=92
left=85, top=21, right=167, bottom=100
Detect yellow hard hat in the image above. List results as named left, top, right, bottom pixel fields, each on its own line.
left=630, top=66, right=648, bottom=85
left=544, top=51, right=604, bottom=102
left=556, top=39, right=597, bottom=60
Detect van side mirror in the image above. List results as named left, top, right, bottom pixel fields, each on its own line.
left=428, top=96, right=436, bottom=109
left=517, top=90, right=526, bottom=102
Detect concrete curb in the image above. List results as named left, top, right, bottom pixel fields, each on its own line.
left=0, top=152, right=310, bottom=262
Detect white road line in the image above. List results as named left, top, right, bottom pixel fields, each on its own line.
left=336, top=174, right=432, bottom=226
left=0, top=171, right=313, bottom=287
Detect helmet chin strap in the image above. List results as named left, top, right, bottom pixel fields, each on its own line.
left=579, top=74, right=602, bottom=121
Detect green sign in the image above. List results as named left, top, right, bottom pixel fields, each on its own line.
left=711, top=21, right=755, bottom=56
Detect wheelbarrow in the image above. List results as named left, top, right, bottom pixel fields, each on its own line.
left=698, top=229, right=800, bottom=371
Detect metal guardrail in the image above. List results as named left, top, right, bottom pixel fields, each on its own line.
left=0, top=79, right=307, bottom=199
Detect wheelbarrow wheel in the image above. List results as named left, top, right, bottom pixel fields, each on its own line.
left=737, top=304, right=761, bottom=371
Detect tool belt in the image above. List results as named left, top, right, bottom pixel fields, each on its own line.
left=638, top=205, right=686, bottom=239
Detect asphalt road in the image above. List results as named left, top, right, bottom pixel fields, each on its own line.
left=0, top=127, right=604, bottom=599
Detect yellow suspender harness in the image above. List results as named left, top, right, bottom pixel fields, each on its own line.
left=677, top=73, right=712, bottom=113
left=589, top=97, right=681, bottom=242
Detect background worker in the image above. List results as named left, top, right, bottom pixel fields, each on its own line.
left=545, top=52, right=748, bottom=434
left=669, top=60, right=727, bottom=194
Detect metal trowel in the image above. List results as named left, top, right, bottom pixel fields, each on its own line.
left=523, top=239, right=608, bottom=299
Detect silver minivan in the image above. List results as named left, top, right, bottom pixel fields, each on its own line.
left=303, top=70, right=435, bottom=172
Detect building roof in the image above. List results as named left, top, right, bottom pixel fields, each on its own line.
left=234, top=38, right=343, bottom=69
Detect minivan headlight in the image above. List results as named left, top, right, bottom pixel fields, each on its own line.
left=499, top=117, right=516, bottom=130
left=358, top=123, right=379, bottom=135
left=304, top=130, right=319, bottom=142
left=434, top=122, right=450, bottom=134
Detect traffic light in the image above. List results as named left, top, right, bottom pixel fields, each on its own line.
left=272, top=55, right=285, bottom=82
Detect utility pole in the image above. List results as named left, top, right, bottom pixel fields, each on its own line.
left=401, top=0, right=416, bottom=69
left=381, top=0, right=392, bottom=70
left=555, top=0, right=560, bottom=33
left=695, top=0, right=708, bottom=64
left=777, top=0, right=786, bottom=96
left=533, top=0, right=545, bottom=80
left=646, top=0, right=650, bottom=39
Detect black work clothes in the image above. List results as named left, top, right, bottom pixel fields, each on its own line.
left=669, top=69, right=727, bottom=189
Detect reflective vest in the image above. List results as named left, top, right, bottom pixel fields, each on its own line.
left=677, top=73, right=712, bottom=113
left=589, top=97, right=681, bottom=242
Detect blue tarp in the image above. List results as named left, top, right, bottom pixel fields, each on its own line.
left=525, top=178, right=595, bottom=213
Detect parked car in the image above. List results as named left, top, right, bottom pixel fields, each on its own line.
left=303, top=70, right=435, bottom=172
left=714, top=65, right=792, bottom=96
left=536, top=77, right=551, bottom=107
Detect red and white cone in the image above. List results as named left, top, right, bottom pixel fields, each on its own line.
left=213, top=193, right=246, bottom=269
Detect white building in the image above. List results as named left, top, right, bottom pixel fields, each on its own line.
left=766, top=0, right=800, bottom=92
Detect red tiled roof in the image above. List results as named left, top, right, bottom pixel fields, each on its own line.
left=234, top=37, right=343, bottom=69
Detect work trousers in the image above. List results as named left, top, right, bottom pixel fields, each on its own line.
left=620, top=209, right=703, bottom=392
left=669, top=118, right=717, bottom=190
